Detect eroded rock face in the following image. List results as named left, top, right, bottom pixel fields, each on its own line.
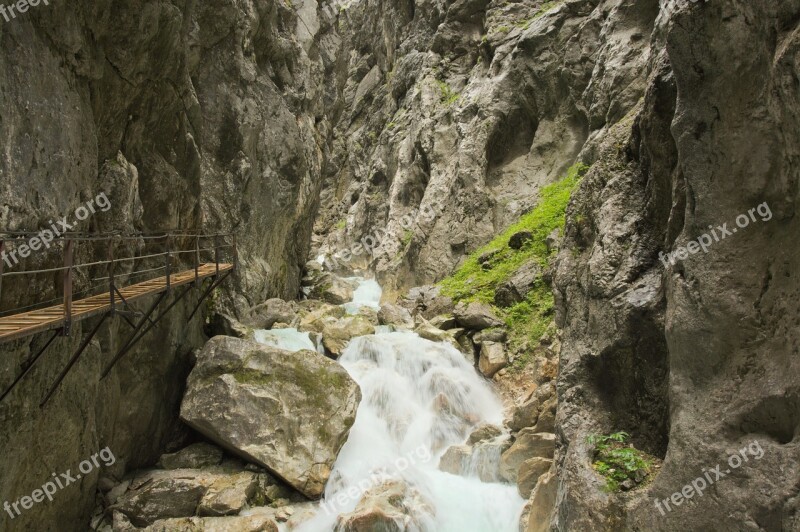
left=180, top=337, right=361, bottom=498
left=551, top=2, right=800, bottom=530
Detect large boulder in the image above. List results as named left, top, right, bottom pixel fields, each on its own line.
left=298, top=304, right=347, bottom=333
left=453, top=301, right=503, bottom=330
left=309, top=274, right=358, bottom=305
left=400, top=285, right=455, bottom=319
left=180, top=337, right=361, bottom=498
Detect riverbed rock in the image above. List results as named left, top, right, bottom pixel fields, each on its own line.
left=322, top=316, right=376, bottom=357
left=334, top=480, right=433, bottom=532
left=158, top=443, right=224, bottom=470
left=112, top=468, right=268, bottom=526
left=245, top=298, right=298, bottom=329
left=517, top=458, right=553, bottom=499
left=377, top=303, right=414, bottom=329
left=453, top=302, right=503, bottom=331
left=180, top=337, right=361, bottom=498
left=132, top=514, right=280, bottom=532
left=478, top=341, right=508, bottom=378
left=298, top=304, right=347, bottom=333
left=208, top=314, right=250, bottom=339
left=500, top=431, right=555, bottom=483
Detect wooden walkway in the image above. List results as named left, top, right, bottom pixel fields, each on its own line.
left=0, top=263, right=233, bottom=343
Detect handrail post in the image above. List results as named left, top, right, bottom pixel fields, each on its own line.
left=194, top=235, right=200, bottom=287
left=63, top=239, right=74, bottom=336
left=214, top=235, right=220, bottom=277
left=165, top=235, right=171, bottom=292
left=108, top=238, right=115, bottom=315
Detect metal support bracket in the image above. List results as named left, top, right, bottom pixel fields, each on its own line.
left=0, top=328, right=62, bottom=403
left=40, top=314, right=109, bottom=407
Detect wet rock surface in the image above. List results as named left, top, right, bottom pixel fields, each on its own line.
left=180, top=337, right=361, bottom=499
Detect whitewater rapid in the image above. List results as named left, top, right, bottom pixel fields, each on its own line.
left=262, top=278, right=525, bottom=531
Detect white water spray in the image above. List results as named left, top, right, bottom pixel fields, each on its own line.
left=297, top=280, right=525, bottom=531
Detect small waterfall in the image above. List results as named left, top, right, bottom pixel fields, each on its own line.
left=253, top=328, right=317, bottom=352
left=343, top=278, right=382, bottom=314
left=298, top=325, right=525, bottom=531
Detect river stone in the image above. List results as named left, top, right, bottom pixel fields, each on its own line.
left=377, top=303, right=414, bottom=329
left=453, top=301, right=504, bottom=330
left=500, top=431, right=556, bottom=483
left=478, top=341, right=508, bottom=378
left=322, top=316, right=376, bottom=358
left=113, top=468, right=266, bottom=527
left=334, top=480, right=433, bottom=532
left=198, top=472, right=265, bottom=517
left=180, top=337, right=361, bottom=499
left=158, top=443, right=224, bottom=470
left=438, top=445, right=472, bottom=476
left=517, top=457, right=553, bottom=498
left=298, top=304, right=347, bottom=333
left=138, top=515, right=280, bottom=532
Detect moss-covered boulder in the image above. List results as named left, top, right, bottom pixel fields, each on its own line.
left=180, top=337, right=361, bottom=499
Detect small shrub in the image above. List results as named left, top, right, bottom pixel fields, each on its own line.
left=586, top=432, right=654, bottom=492
left=435, top=80, right=460, bottom=106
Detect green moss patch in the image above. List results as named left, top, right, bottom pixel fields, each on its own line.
left=438, top=163, right=588, bottom=367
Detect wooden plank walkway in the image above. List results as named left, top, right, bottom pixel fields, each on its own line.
left=0, top=263, right=233, bottom=343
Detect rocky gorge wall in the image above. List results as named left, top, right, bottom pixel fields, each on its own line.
left=552, top=1, right=800, bottom=531
left=0, top=1, right=342, bottom=529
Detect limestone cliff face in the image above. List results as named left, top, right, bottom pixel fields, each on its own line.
left=0, top=1, right=339, bottom=530
left=553, top=1, right=800, bottom=530
left=313, top=0, right=657, bottom=295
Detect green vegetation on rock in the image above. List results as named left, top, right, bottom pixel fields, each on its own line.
left=439, top=162, right=588, bottom=364
left=586, top=432, right=655, bottom=492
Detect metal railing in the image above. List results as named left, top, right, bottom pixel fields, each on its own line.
left=0, top=231, right=238, bottom=333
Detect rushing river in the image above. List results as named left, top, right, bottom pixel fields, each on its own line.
left=259, top=279, right=525, bottom=531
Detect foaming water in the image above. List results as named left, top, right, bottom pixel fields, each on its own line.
left=253, top=328, right=316, bottom=352
left=297, top=331, right=525, bottom=531
left=343, top=278, right=382, bottom=314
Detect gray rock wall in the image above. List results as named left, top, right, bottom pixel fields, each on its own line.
left=553, top=1, right=800, bottom=530
left=0, top=1, right=342, bottom=530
